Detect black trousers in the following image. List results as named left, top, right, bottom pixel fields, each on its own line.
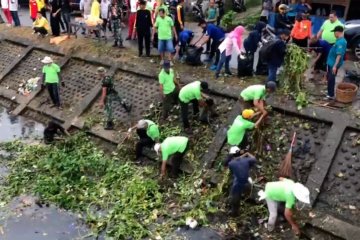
left=293, top=37, right=308, bottom=48
left=47, top=83, right=60, bottom=107
left=34, top=27, right=48, bottom=35
left=170, top=144, right=188, bottom=177
left=137, top=29, right=151, bottom=56
left=135, top=128, right=155, bottom=159
left=162, top=89, right=178, bottom=119
left=210, top=39, right=223, bottom=66
left=180, top=99, right=199, bottom=129
left=50, top=14, right=61, bottom=36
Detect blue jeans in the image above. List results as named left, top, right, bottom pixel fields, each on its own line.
left=327, top=65, right=337, bottom=97
left=216, top=51, right=231, bottom=74
left=62, top=11, right=71, bottom=33
left=158, top=39, right=174, bottom=54
left=10, top=11, right=21, bottom=26
left=267, top=63, right=278, bottom=82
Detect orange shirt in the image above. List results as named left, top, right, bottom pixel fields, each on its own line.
left=291, top=19, right=312, bottom=40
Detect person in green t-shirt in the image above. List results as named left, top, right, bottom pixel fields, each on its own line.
left=41, top=56, right=63, bottom=109
left=259, top=178, right=310, bottom=235
left=128, top=119, right=160, bottom=162
left=316, top=11, right=344, bottom=45
left=227, top=109, right=264, bottom=149
left=153, top=8, right=178, bottom=65
left=159, top=61, right=180, bottom=120
left=154, top=136, right=189, bottom=178
left=178, top=81, right=211, bottom=133
left=239, top=82, right=276, bottom=122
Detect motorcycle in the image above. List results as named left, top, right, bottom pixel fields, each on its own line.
left=192, top=0, right=205, bottom=21
left=233, top=0, right=246, bottom=13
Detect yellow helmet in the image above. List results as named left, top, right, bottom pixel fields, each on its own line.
left=242, top=109, right=255, bottom=119
left=279, top=4, right=288, bottom=13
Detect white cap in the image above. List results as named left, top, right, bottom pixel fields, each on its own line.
left=154, top=143, right=161, bottom=155
left=229, top=146, right=240, bottom=154
left=292, top=183, right=310, bottom=204
left=41, top=56, right=53, bottom=64
left=136, top=120, right=147, bottom=129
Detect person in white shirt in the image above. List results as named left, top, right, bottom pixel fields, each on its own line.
left=100, top=0, right=111, bottom=32
left=9, top=0, right=20, bottom=26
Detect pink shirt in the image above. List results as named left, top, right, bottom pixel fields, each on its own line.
left=218, top=36, right=243, bottom=56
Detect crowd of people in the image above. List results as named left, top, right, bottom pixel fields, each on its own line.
left=1, top=0, right=350, bottom=237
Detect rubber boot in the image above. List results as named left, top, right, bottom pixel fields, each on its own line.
left=104, top=121, right=114, bottom=130
left=112, top=41, right=118, bottom=47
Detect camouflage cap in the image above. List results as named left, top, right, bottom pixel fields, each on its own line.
left=97, top=67, right=106, bottom=73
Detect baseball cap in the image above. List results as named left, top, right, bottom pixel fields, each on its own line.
left=154, top=143, right=161, bottom=155
left=242, top=109, right=255, bottom=119
left=163, top=61, right=171, bottom=69
left=97, top=67, right=106, bottom=73
left=229, top=146, right=240, bottom=154
left=265, top=81, right=277, bottom=91
left=136, top=120, right=147, bottom=129
left=292, top=183, right=310, bottom=204
left=279, top=29, right=291, bottom=36
left=331, top=25, right=344, bottom=32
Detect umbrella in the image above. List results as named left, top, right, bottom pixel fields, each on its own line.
left=277, top=132, right=296, bottom=179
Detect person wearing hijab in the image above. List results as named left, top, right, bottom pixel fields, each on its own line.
left=244, top=21, right=266, bottom=56
left=215, top=26, right=245, bottom=78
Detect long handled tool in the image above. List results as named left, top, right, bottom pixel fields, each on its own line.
left=278, top=132, right=297, bottom=179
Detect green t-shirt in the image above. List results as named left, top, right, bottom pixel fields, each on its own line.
left=159, top=69, right=175, bottom=94
left=42, top=63, right=61, bottom=84
left=227, top=116, right=255, bottom=145
left=161, top=136, right=188, bottom=161
left=265, top=179, right=296, bottom=209
left=179, top=81, right=201, bottom=103
left=240, top=85, right=266, bottom=101
left=155, top=16, right=174, bottom=40
left=321, top=19, right=343, bottom=44
left=145, top=120, right=160, bottom=141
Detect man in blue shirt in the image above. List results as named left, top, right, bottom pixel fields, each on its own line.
left=309, top=36, right=331, bottom=82
left=197, top=19, right=225, bottom=70
left=325, top=25, right=347, bottom=100
left=178, top=29, right=194, bottom=60
left=224, top=147, right=256, bottom=216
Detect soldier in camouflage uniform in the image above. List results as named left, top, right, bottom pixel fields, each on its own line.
left=109, top=0, right=124, bottom=48
left=98, top=67, right=132, bottom=130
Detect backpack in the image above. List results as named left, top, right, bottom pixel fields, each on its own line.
left=185, top=46, right=203, bottom=66
left=259, top=39, right=279, bottom=63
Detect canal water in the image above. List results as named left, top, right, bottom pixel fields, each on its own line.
left=0, top=106, right=92, bottom=240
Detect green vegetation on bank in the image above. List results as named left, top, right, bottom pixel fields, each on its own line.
left=0, top=133, right=226, bottom=238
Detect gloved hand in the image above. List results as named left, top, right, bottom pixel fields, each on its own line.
left=248, top=177, right=253, bottom=185
left=41, top=83, right=46, bottom=90
left=258, top=190, right=266, bottom=201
